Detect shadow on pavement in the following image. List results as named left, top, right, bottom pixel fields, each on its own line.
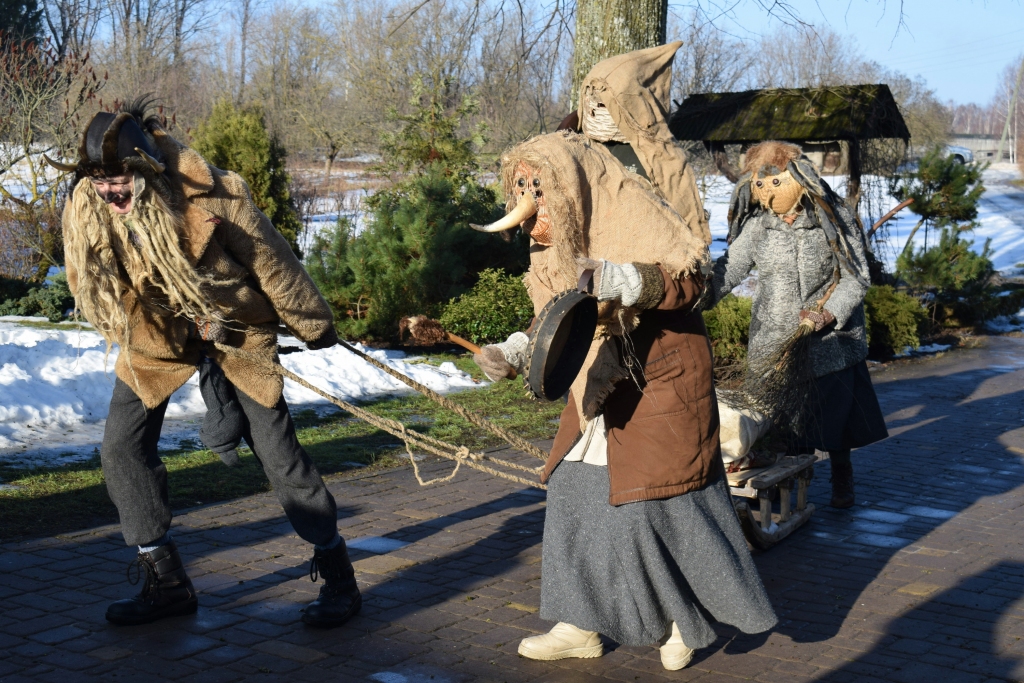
left=813, top=561, right=1024, bottom=683
left=755, top=362, right=1024, bottom=645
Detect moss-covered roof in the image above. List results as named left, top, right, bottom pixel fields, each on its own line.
left=669, top=84, right=910, bottom=143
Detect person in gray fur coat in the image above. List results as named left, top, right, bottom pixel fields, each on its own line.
left=710, top=141, right=888, bottom=508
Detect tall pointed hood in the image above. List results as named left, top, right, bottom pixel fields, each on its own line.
left=577, top=42, right=711, bottom=246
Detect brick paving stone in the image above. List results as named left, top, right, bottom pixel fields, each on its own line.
left=8, top=337, right=1024, bottom=681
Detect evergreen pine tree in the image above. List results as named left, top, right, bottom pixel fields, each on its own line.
left=192, top=100, right=303, bottom=256
left=0, top=0, right=43, bottom=44
left=312, top=77, right=528, bottom=340
left=896, top=146, right=993, bottom=325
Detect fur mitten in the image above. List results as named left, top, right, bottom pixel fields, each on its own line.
left=190, top=318, right=227, bottom=343
left=473, top=331, right=529, bottom=381
left=306, top=326, right=340, bottom=350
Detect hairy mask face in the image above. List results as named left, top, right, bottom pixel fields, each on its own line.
left=751, top=169, right=804, bottom=216
left=511, top=162, right=552, bottom=246
left=89, top=174, right=134, bottom=214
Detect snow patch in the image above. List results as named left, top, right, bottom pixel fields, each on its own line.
left=0, top=321, right=482, bottom=467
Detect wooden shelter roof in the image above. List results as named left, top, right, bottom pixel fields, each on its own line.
left=669, top=84, right=910, bottom=143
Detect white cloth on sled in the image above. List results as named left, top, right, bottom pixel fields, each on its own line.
left=718, top=401, right=771, bottom=464
left=563, top=414, right=608, bottom=466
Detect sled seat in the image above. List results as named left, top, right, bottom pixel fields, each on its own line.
left=728, top=454, right=817, bottom=550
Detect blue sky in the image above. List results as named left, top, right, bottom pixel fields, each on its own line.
left=694, top=0, right=1024, bottom=105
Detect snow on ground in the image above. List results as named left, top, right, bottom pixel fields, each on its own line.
left=0, top=318, right=481, bottom=468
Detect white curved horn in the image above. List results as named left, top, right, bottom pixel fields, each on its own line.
left=134, top=147, right=166, bottom=174
left=470, top=191, right=537, bottom=233
left=42, top=154, right=78, bottom=173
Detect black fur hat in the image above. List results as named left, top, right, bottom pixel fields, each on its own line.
left=60, top=96, right=166, bottom=179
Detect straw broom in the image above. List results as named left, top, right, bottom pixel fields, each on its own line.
left=741, top=265, right=841, bottom=434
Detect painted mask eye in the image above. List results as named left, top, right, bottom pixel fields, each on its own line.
left=532, top=178, right=540, bottom=188
left=517, top=177, right=526, bottom=188
left=755, top=180, right=763, bottom=188
left=772, top=178, right=780, bottom=186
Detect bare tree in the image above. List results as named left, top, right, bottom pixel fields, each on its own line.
left=0, top=41, right=104, bottom=279
left=41, top=0, right=104, bottom=58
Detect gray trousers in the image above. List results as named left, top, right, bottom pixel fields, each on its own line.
left=101, top=378, right=338, bottom=547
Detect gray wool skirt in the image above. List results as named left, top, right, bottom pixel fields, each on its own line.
left=540, top=461, right=778, bottom=648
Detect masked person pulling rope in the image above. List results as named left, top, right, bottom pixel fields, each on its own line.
left=470, top=44, right=776, bottom=671
left=51, top=99, right=360, bottom=627
left=709, top=141, right=889, bottom=508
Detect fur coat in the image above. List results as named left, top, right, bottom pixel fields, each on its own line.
left=710, top=203, right=870, bottom=378
left=64, top=126, right=335, bottom=409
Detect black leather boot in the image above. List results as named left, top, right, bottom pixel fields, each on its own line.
left=303, top=541, right=361, bottom=628
left=106, top=540, right=198, bottom=625
left=830, top=461, right=856, bottom=509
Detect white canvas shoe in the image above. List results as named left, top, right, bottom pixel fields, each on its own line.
left=659, top=622, right=694, bottom=671
left=518, top=622, right=603, bottom=660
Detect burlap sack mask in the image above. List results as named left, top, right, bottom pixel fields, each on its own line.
left=577, top=41, right=712, bottom=247
left=500, top=130, right=710, bottom=424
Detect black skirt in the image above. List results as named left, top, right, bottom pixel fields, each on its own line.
left=791, top=359, right=888, bottom=453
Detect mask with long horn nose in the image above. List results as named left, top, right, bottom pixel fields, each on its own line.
left=470, top=162, right=553, bottom=246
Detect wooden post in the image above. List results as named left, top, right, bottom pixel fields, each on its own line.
left=759, top=491, right=772, bottom=531
left=846, top=138, right=862, bottom=212
left=796, top=476, right=808, bottom=511
left=779, top=479, right=792, bottom=522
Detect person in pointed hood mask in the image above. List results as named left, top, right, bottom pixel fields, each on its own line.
left=709, top=141, right=889, bottom=508
left=478, top=44, right=777, bottom=672
left=52, top=98, right=360, bottom=629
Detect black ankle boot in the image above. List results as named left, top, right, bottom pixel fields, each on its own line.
left=106, top=540, right=198, bottom=625
left=303, top=541, right=361, bottom=628
left=830, top=461, right=856, bottom=509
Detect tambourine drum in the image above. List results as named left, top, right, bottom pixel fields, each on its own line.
left=524, top=288, right=598, bottom=401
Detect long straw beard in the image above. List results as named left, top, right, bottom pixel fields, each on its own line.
left=66, top=177, right=227, bottom=367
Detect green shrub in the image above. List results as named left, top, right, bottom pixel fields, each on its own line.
left=0, top=275, right=31, bottom=304
left=702, top=294, right=751, bottom=364
left=896, top=225, right=995, bottom=326
left=192, top=100, right=303, bottom=257
left=863, top=285, right=928, bottom=357
left=440, top=269, right=534, bottom=344
left=0, top=270, right=74, bottom=322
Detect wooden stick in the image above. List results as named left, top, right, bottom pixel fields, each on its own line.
left=867, top=198, right=914, bottom=238
left=444, top=332, right=482, bottom=355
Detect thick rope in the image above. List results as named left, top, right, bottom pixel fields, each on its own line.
left=335, top=340, right=549, bottom=462
left=213, top=342, right=546, bottom=490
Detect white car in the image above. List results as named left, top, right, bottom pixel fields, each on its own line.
left=945, top=145, right=974, bottom=164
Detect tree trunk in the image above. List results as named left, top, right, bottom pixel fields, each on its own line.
left=570, top=0, right=667, bottom=110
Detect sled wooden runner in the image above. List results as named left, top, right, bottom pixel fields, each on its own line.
left=728, top=454, right=817, bottom=550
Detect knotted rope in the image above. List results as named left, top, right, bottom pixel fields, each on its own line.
left=214, top=342, right=546, bottom=490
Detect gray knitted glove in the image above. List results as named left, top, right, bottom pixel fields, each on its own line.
left=576, top=257, right=663, bottom=309
left=577, top=257, right=642, bottom=305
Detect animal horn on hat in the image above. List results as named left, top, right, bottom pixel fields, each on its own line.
left=42, top=154, right=78, bottom=173
left=470, top=191, right=537, bottom=233
left=134, top=147, right=165, bottom=174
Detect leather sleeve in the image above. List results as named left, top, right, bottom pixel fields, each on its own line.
left=656, top=266, right=706, bottom=312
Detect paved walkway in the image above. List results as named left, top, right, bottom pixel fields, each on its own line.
left=5, top=336, right=1024, bottom=682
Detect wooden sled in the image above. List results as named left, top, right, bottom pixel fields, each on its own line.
left=728, top=454, right=817, bottom=550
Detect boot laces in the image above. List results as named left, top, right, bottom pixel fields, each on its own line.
left=127, top=554, right=158, bottom=599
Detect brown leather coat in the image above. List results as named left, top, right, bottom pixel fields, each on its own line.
left=542, top=268, right=722, bottom=505
left=64, top=127, right=335, bottom=409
